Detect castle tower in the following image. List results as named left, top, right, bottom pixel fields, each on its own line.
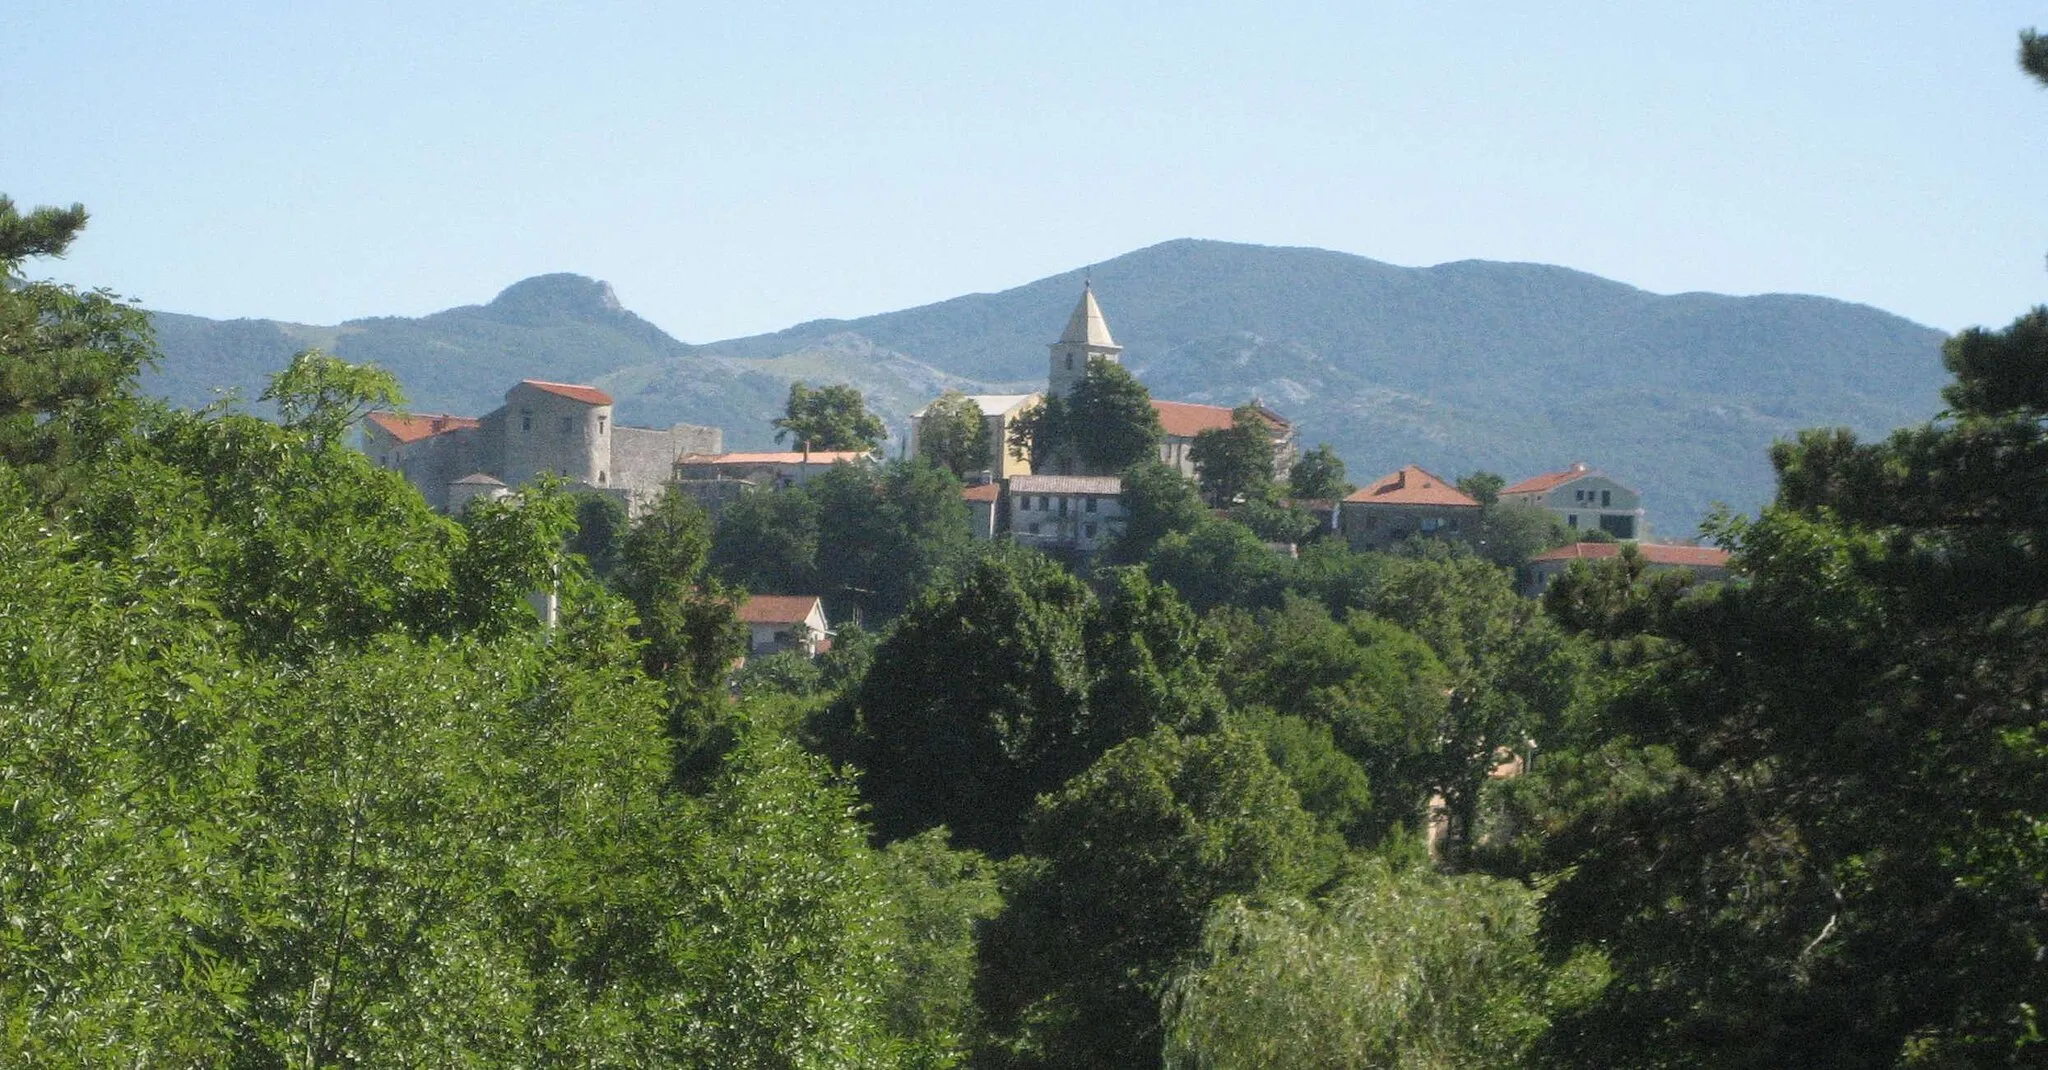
left=1048, top=283, right=1123, bottom=397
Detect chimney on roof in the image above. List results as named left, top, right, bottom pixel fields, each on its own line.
left=1392, top=469, right=1406, bottom=489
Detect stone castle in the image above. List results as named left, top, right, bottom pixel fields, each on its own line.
left=362, top=379, right=721, bottom=513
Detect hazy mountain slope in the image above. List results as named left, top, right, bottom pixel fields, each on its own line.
left=144, top=240, right=1949, bottom=532
left=684, top=240, right=1947, bottom=530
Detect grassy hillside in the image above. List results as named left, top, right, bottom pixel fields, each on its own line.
left=143, top=240, right=1949, bottom=533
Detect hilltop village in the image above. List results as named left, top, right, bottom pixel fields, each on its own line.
left=363, top=283, right=1728, bottom=646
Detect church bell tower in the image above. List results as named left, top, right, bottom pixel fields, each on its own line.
left=1048, top=282, right=1123, bottom=397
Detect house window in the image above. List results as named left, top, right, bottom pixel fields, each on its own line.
left=1421, top=517, right=1443, bottom=532
left=520, top=410, right=532, bottom=431
left=1029, top=522, right=1041, bottom=535
left=560, top=416, right=574, bottom=434
left=1059, top=498, right=1069, bottom=516
left=1567, top=514, right=1579, bottom=528
left=1085, top=522, right=1098, bottom=539
left=1601, top=489, right=1611, bottom=507
left=598, top=415, right=608, bottom=435
left=598, top=471, right=607, bottom=484
left=1065, top=354, right=1074, bottom=370
left=1085, top=498, right=1097, bottom=513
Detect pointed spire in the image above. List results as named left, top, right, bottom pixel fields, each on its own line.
left=1059, top=283, right=1118, bottom=349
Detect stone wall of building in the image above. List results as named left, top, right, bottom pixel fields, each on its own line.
left=502, top=382, right=610, bottom=488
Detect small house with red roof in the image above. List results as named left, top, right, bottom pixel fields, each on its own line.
left=961, top=481, right=1001, bottom=540
left=1500, top=463, right=1646, bottom=540
left=1339, top=465, right=1482, bottom=550
left=360, top=378, right=721, bottom=514
left=1522, top=541, right=1732, bottom=598
left=737, top=594, right=831, bottom=657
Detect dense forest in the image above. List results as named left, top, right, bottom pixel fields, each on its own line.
left=4, top=42, right=2045, bottom=1067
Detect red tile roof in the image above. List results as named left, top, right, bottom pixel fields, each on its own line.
left=364, top=411, right=481, bottom=443
left=1150, top=400, right=1289, bottom=439
left=1531, top=542, right=1732, bottom=568
left=1343, top=466, right=1480, bottom=508
left=961, top=482, right=1001, bottom=503
left=1503, top=463, right=1593, bottom=495
left=518, top=379, right=613, bottom=406
left=737, top=594, right=824, bottom=625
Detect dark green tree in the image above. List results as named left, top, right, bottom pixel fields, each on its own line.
left=810, top=458, right=971, bottom=622
left=566, top=489, right=628, bottom=577
left=1287, top=442, right=1352, bottom=500
left=773, top=380, right=886, bottom=452
left=0, top=196, right=156, bottom=509
left=916, top=391, right=993, bottom=478
left=974, top=729, right=1323, bottom=1068
left=846, top=544, right=1094, bottom=855
left=1019, top=362, right=1162, bottom=475
left=1106, top=459, right=1207, bottom=564
left=1146, top=516, right=1291, bottom=614
left=1455, top=470, right=1506, bottom=507
left=1473, top=498, right=1575, bottom=568
left=709, top=484, right=821, bottom=594
left=1188, top=404, right=1276, bottom=506
left=1538, top=300, right=2048, bottom=1065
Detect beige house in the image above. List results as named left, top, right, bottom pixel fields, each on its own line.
left=907, top=393, right=1042, bottom=480
left=736, top=595, right=831, bottom=657
left=1339, top=465, right=1482, bottom=550
left=1501, top=463, right=1646, bottom=540
left=1153, top=399, right=1295, bottom=480
left=1009, top=474, right=1125, bottom=556
left=1522, top=542, right=1732, bottom=598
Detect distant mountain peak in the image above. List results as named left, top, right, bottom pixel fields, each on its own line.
left=487, top=273, right=623, bottom=321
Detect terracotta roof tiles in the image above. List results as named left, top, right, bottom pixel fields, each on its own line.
left=364, top=412, right=481, bottom=443
left=518, top=379, right=613, bottom=406
left=1343, top=466, right=1480, bottom=508
left=737, top=594, right=825, bottom=625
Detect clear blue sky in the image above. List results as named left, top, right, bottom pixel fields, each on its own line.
left=8, top=2, right=2045, bottom=341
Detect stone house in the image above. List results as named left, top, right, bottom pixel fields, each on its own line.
left=1009, top=474, right=1125, bottom=556
left=1339, top=465, right=1482, bottom=550
left=1500, top=463, right=1646, bottom=540
left=672, top=449, right=872, bottom=491
left=1521, top=541, right=1732, bottom=598
left=736, top=594, right=831, bottom=657
left=361, top=379, right=721, bottom=514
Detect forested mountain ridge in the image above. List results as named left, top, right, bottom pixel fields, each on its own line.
left=142, top=239, right=1948, bottom=533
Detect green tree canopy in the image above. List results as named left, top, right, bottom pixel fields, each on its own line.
left=1538, top=306, right=2048, bottom=1064
left=1016, top=362, right=1162, bottom=475
left=974, top=728, right=1323, bottom=1068
left=773, top=380, right=886, bottom=452
left=1188, top=403, right=1277, bottom=506
left=1107, top=459, right=1208, bottom=564
left=916, top=391, right=993, bottom=478
left=1287, top=442, right=1352, bottom=500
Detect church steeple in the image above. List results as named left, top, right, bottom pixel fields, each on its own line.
left=1049, top=282, right=1123, bottom=397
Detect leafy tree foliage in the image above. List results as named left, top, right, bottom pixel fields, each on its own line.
left=975, top=729, right=1322, bottom=1069
left=710, top=483, right=822, bottom=594
left=1365, top=551, right=1585, bottom=865
left=566, top=489, right=628, bottom=577
left=0, top=201, right=156, bottom=510
left=809, top=458, right=972, bottom=622
left=1229, top=495, right=1323, bottom=545
left=1287, top=442, right=1351, bottom=500
left=1014, top=362, right=1162, bottom=475
left=1106, top=459, right=1207, bottom=564
left=1188, top=404, right=1276, bottom=506
left=1455, top=469, right=1506, bottom=506
left=1146, top=517, right=1292, bottom=614
left=1473, top=498, right=1575, bottom=568
left=1163, top=859, right=1597, bottom=1068
left=916, top=391, right=993, bottom=478
left=1538, top=302, right=2048, bottom=1065
left=846, top=545, right=1095, bottom=855
left=773, top=380, right=886, bottom=452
